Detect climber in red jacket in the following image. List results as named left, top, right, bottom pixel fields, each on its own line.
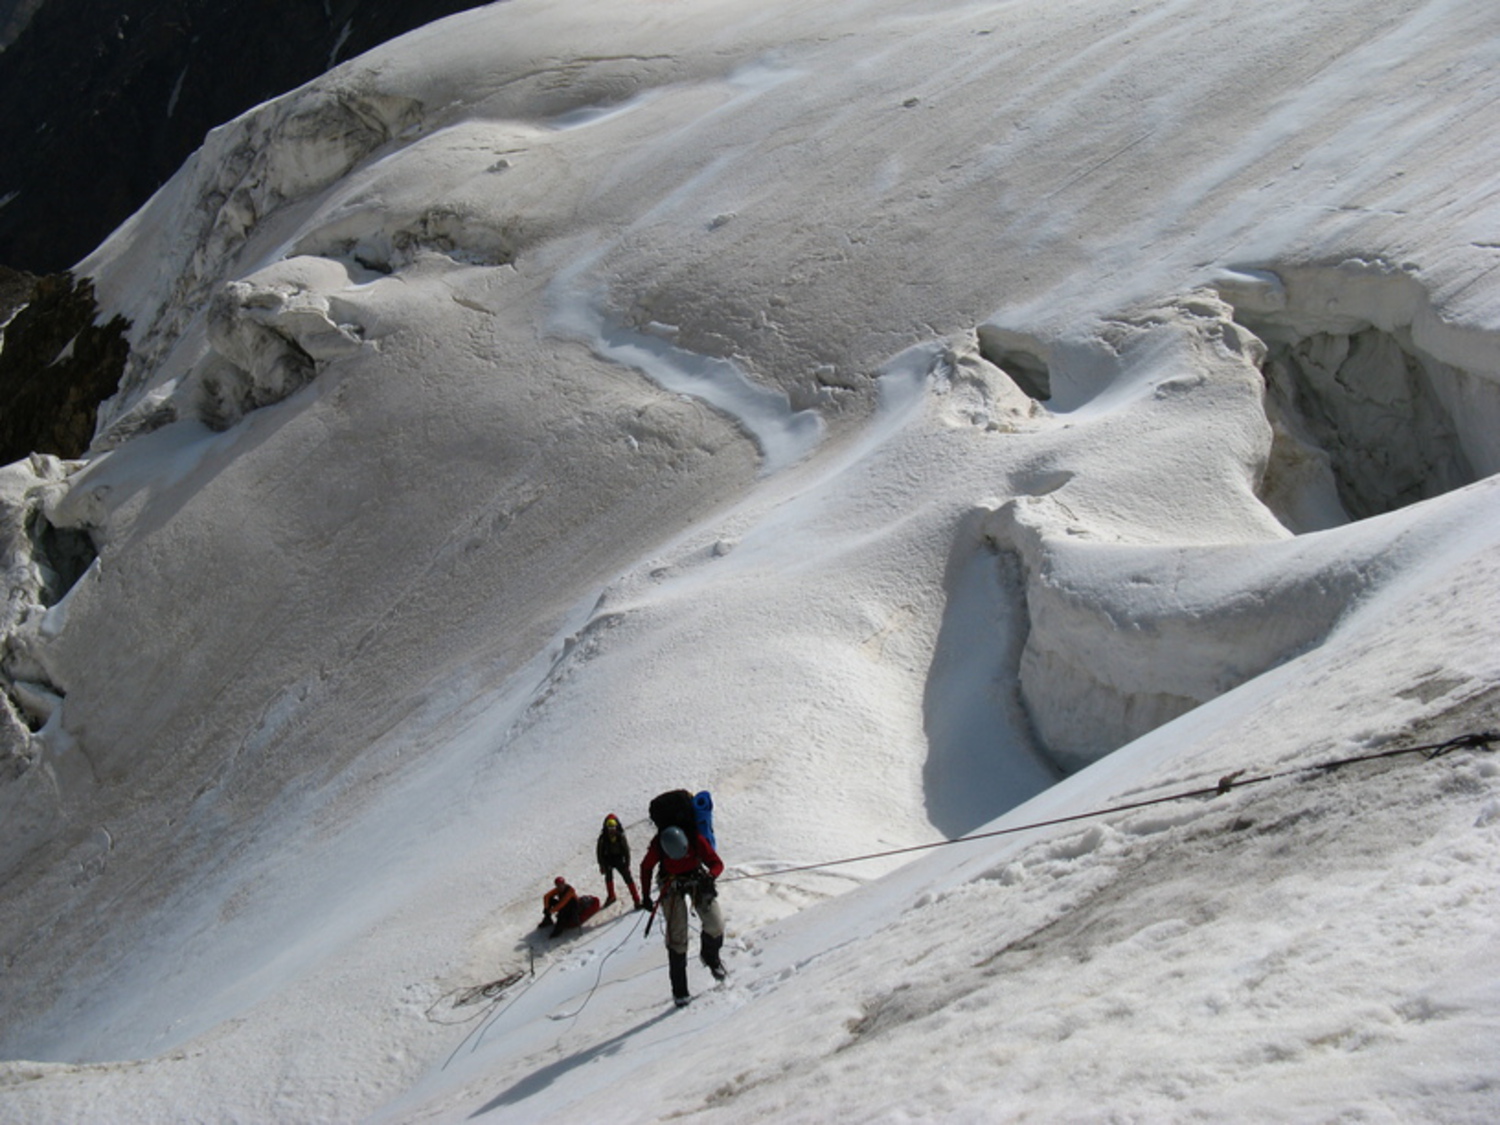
left=640, top=825, right=726, bottom=1007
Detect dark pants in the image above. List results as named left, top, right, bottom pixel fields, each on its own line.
left=603, top=862, right=639, bottom=904
left=551, top=895, right=600, bottom=937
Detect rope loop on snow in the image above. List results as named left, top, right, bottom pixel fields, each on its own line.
left=720, top=729, right=1497, bottom=885
left=549, top=907, right=646, bottom=1023
left=440, top=908, right=643, bottom=1068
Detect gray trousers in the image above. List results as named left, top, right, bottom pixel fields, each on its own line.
left=661, top=882, right=724, bottom=954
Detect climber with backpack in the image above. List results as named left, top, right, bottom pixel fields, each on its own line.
left=640, top=788, right=727, bottom=1008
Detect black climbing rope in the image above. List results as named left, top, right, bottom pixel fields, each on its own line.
left=548, top=906, right=648, bottom=1022
left=721, top=730, right=1497, bottom=884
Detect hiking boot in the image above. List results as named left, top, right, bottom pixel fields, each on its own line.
left=668, top=950, right=690, bottom=1006
left=700, top=932, right=727, bottom=981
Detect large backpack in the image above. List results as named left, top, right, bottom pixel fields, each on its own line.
left=649, top=789, right=696, bottom=835
left=650, top=788, right=716, bottom=848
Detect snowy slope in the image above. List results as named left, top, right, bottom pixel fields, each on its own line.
left=1, top=0, right=1498, bottom=1121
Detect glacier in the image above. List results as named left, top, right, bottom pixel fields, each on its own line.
left=1, top=0, right=1498, bottom=1121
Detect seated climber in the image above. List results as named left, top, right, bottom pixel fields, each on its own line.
left=539, top=876, right=602, bottom=938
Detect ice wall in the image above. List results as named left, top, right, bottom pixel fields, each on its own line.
left=85, top=78, right=423, bottom=446
left=984, top=270, right=1500, bottom=774
left=1218, top=263, right=1499, bottom=527
left=0, top=456, right=91, bottom=753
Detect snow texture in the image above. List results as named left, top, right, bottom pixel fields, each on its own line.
left=1, top=0, right=1498, bottom=1121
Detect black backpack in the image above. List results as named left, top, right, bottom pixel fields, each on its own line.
left=649, top=788, right=717, bottom=848
left=648, top=789, right=697, bottom=837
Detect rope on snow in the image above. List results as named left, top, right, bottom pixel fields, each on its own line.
left=720, top=730, right=1498, bottom=885
left=548, top=906, right=648, bottom=1022
left=439, top=731, right=1492, bottom=1057
left=441, top=908, right=641, bottom=1068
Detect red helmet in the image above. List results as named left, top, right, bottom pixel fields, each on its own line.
left=554, top=876, right=567, bottom=888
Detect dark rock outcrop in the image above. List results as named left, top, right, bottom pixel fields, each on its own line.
left=0, top=0, right=493, bottom=274
left=0, top=271, right=129, bottom=463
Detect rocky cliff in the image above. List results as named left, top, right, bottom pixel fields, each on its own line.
left=0, top=0, right=492, bottom=275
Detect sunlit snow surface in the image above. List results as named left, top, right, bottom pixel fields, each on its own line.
left=1, top=0, right=1499, bottom=1121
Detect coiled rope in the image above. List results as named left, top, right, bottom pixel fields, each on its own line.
left=441, top=907, right=644, bottom=1068
left=720, top=730, right=1497, bottom=884
left=441, top=946, right=556, bottom=1069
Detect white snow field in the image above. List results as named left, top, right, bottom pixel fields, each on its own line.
left=2, top=0, right=1499, bottom=1120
